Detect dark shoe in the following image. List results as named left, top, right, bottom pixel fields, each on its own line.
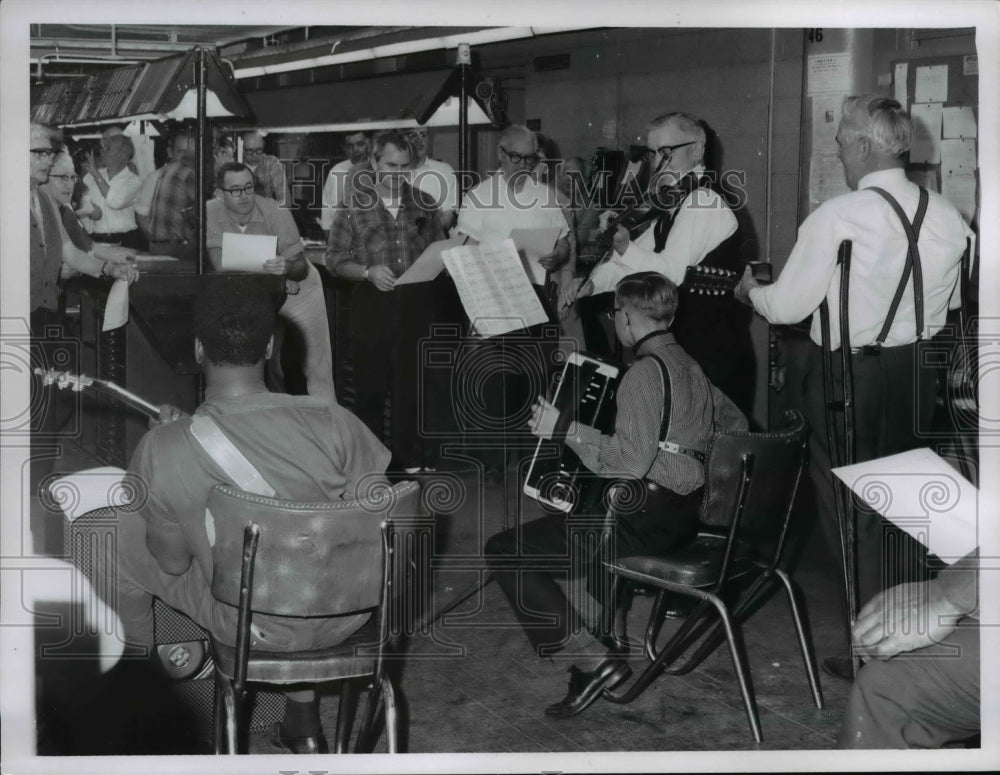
left=544, top=658, right=632, bottom=719
left=821, top=656, right=858, bottom=682
left=269, top=721, right=329, bottom=754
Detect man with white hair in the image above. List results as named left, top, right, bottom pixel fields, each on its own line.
left=81, top=133, right=145, bottom=250
left=241, top=130, right=290, bottom=207
left=736, top=95, right=972, bottom=678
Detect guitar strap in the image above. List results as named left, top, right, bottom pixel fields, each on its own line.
left=188, top=415, right=277, bottom=497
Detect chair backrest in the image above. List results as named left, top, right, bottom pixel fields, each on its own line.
left=209, top=480, right=422, bottom=618
left=698, top=410, right=809, bottom=558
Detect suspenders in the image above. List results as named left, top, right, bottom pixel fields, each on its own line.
left=864, top=186, right=929, bottom=351
left=644, top=352, right=707, bottom=465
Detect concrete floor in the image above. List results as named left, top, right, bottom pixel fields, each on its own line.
left=32, top=441, right=852, bottom=756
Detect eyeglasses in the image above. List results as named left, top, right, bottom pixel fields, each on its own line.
left=48, top=174, right=79, bottom=183
left=221, top=184, right=255, bottom=197
left=405, top=130, right=428, bottom=141
left=499, top=146, right=541, bottom=167
left=642, top=141, right=696, bottom=163
left=31, top=148, right=56, bottom=160
left=243, top=147, right=265, bottom=157
left=605, top=306, right=623, bottom=320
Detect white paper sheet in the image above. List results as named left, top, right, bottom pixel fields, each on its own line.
left=832, top=449, right=986, bottom=563
left=940, top=139, right=977, bottom=175
left=807, top=53, right=850, bottom=94
left=893, top=63, right=908, bottom=105
left=942, top=106, right=977, bottom=139
left=101, top=278, right=129, bottom=332
left=48, top=466, right=130, bottom=521
left=808, top=154, right=850, bottom=210
left=941, top=173, right=978, bottom=223
left=395, top=236, right=466, bottom=285
left=907, top=168, right=939, bottom=193
left=221, top=232, right=277, bottom=273
left=909, top=103, right=943, bottom=164
left=914, top=64, right=948, bottom=103
left=441, top=239, right=548, bottom=338
left=509, top=226, right=563, bottom=285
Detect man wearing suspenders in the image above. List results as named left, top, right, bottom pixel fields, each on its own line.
left=736, top=95, right=971, bottom=681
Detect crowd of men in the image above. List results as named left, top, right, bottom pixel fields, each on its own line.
left=25, top=94, right=980, bottom=752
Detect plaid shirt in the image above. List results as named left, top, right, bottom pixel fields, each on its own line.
left=325, top=173, right=443, bottom=274
left=148, top=159, right=197, bottom=243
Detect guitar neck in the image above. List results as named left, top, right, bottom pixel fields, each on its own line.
left=34, top=368, right=161, bottom=421
left=96, top=379, right=162, bottom=420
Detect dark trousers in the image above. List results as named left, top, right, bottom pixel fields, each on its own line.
left=91, top=228, right=147, bottom=252
left=803, top=344, right=937, bottom=640
left=485, top=480, right=701, bottom=655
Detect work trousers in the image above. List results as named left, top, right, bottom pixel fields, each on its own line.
left=803, top=343, right=938, bottom=640
left=838, top=620, right=979, bottom=748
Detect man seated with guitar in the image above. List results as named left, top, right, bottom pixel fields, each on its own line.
left=101, top=275, right=389, bottom=753
left=561, top=112, right=754, bottom=417
left=486, top=271, right=747, bottom=719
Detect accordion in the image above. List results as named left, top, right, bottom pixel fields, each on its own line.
left=523, top=351, right=621, bottom=512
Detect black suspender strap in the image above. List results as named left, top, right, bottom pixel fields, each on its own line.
left=644, top=352, right=706, bottom=464
left=867, top=186, right=928, bottom=346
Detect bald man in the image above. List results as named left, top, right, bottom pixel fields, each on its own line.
left=241, top=130, right=291, bottom=207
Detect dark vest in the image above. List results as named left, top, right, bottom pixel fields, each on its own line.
left=30, top=189, right=65, bottom=314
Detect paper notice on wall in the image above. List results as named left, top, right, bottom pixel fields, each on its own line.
left=832, top=448, right=985, bottom=563
left=963, top=55, right=978, bottom=76
left=102, top=278, right=130, bottom=332
left=941, top=173, right=978, bottom=224
left=914, top=64, right=948, bottom=103
left=441, top=239, right=548, bottom=338
left=942, top=106, right=977, bottom=139
left=807, top=53, right=850, bottom=94
left=811, top=94, right=843, bottom=153
left=940, top=139, right=977, bottom=175
left=809, top=154, right=850, bottom=210
left=893, top=63, right=908, bottom=106
left=909, top=103, right=943, bottom=164
left=908, top=168, right=939, bottom=193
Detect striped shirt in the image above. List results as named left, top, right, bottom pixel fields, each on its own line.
left=567, top=330, right=747, bottom=494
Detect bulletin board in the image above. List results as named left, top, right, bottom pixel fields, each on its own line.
left=892, top=54, right=979, bottom=234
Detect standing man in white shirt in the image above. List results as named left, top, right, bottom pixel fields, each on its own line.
left=735, top=95, right=971, bottom=678
left=319, top=130, right=371, bottom=232
left=241, top=130, right=291, bottom=207
left=563, top=112, right=753, bottom=415
left=406, top=126, right=459, bottom=231
left=80, top=133, right=145, bottom=250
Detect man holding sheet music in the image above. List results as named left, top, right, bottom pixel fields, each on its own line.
left=452, top=124, right=570, bottom=482
left=326, top=130, right=455, bottom=471
left=206, top=161, right=335, bottom=406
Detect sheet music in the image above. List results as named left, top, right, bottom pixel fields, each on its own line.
left=396, top=236, right=465, bottom=285
left=221, top=232, right=276, bottom=273
left=509, top=227, right=562, bottom=285
left=832, top=449, right=987, bottom=563
left=101, top=278, right=129, bottom=332
left=441, top=239, right=548, bottom=338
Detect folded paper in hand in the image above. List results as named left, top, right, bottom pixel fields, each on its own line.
left=832, top=448, right=987, bottom=563
left=49, top=467, right=131, bottom=521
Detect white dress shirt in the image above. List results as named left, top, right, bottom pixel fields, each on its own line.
left=82, top=167, right=142, bottom=234
left=319, top=159, right=355, bottom=231
left=133, top=166, right=163, bottom=218
left=411, top=156, right=458, bottom=214
left=749, top=168, right=970, bottom=350
left=589, top=165, right=737, bottom=293
left=455, top=173, right=568, bottom=244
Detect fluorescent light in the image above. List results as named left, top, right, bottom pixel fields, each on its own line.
left=256, top=119, right=421, bottom=134
left=233, top=27, right=596, bottom=79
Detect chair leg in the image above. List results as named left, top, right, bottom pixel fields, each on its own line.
left=334, top=679, right=359, bottom=753
left=212, top=673, right=226, bottom=755
left=380, top=675, right=399, bottom=753
left=710, top=597, right=762, bottom=743
left=644, top=590, right=672, bottom=662
left=353, top=679, right=385, bottom=753
left=775, top=568, right=824, bottom=709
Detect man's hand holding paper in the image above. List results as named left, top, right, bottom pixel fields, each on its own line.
left=221, top=232, right=278, bottom=273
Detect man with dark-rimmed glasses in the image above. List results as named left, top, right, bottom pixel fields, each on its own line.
left=562, top=112, right=754, bottom=417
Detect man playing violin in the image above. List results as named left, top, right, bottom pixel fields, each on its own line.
left=562, top=113, right=754, bottom=417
